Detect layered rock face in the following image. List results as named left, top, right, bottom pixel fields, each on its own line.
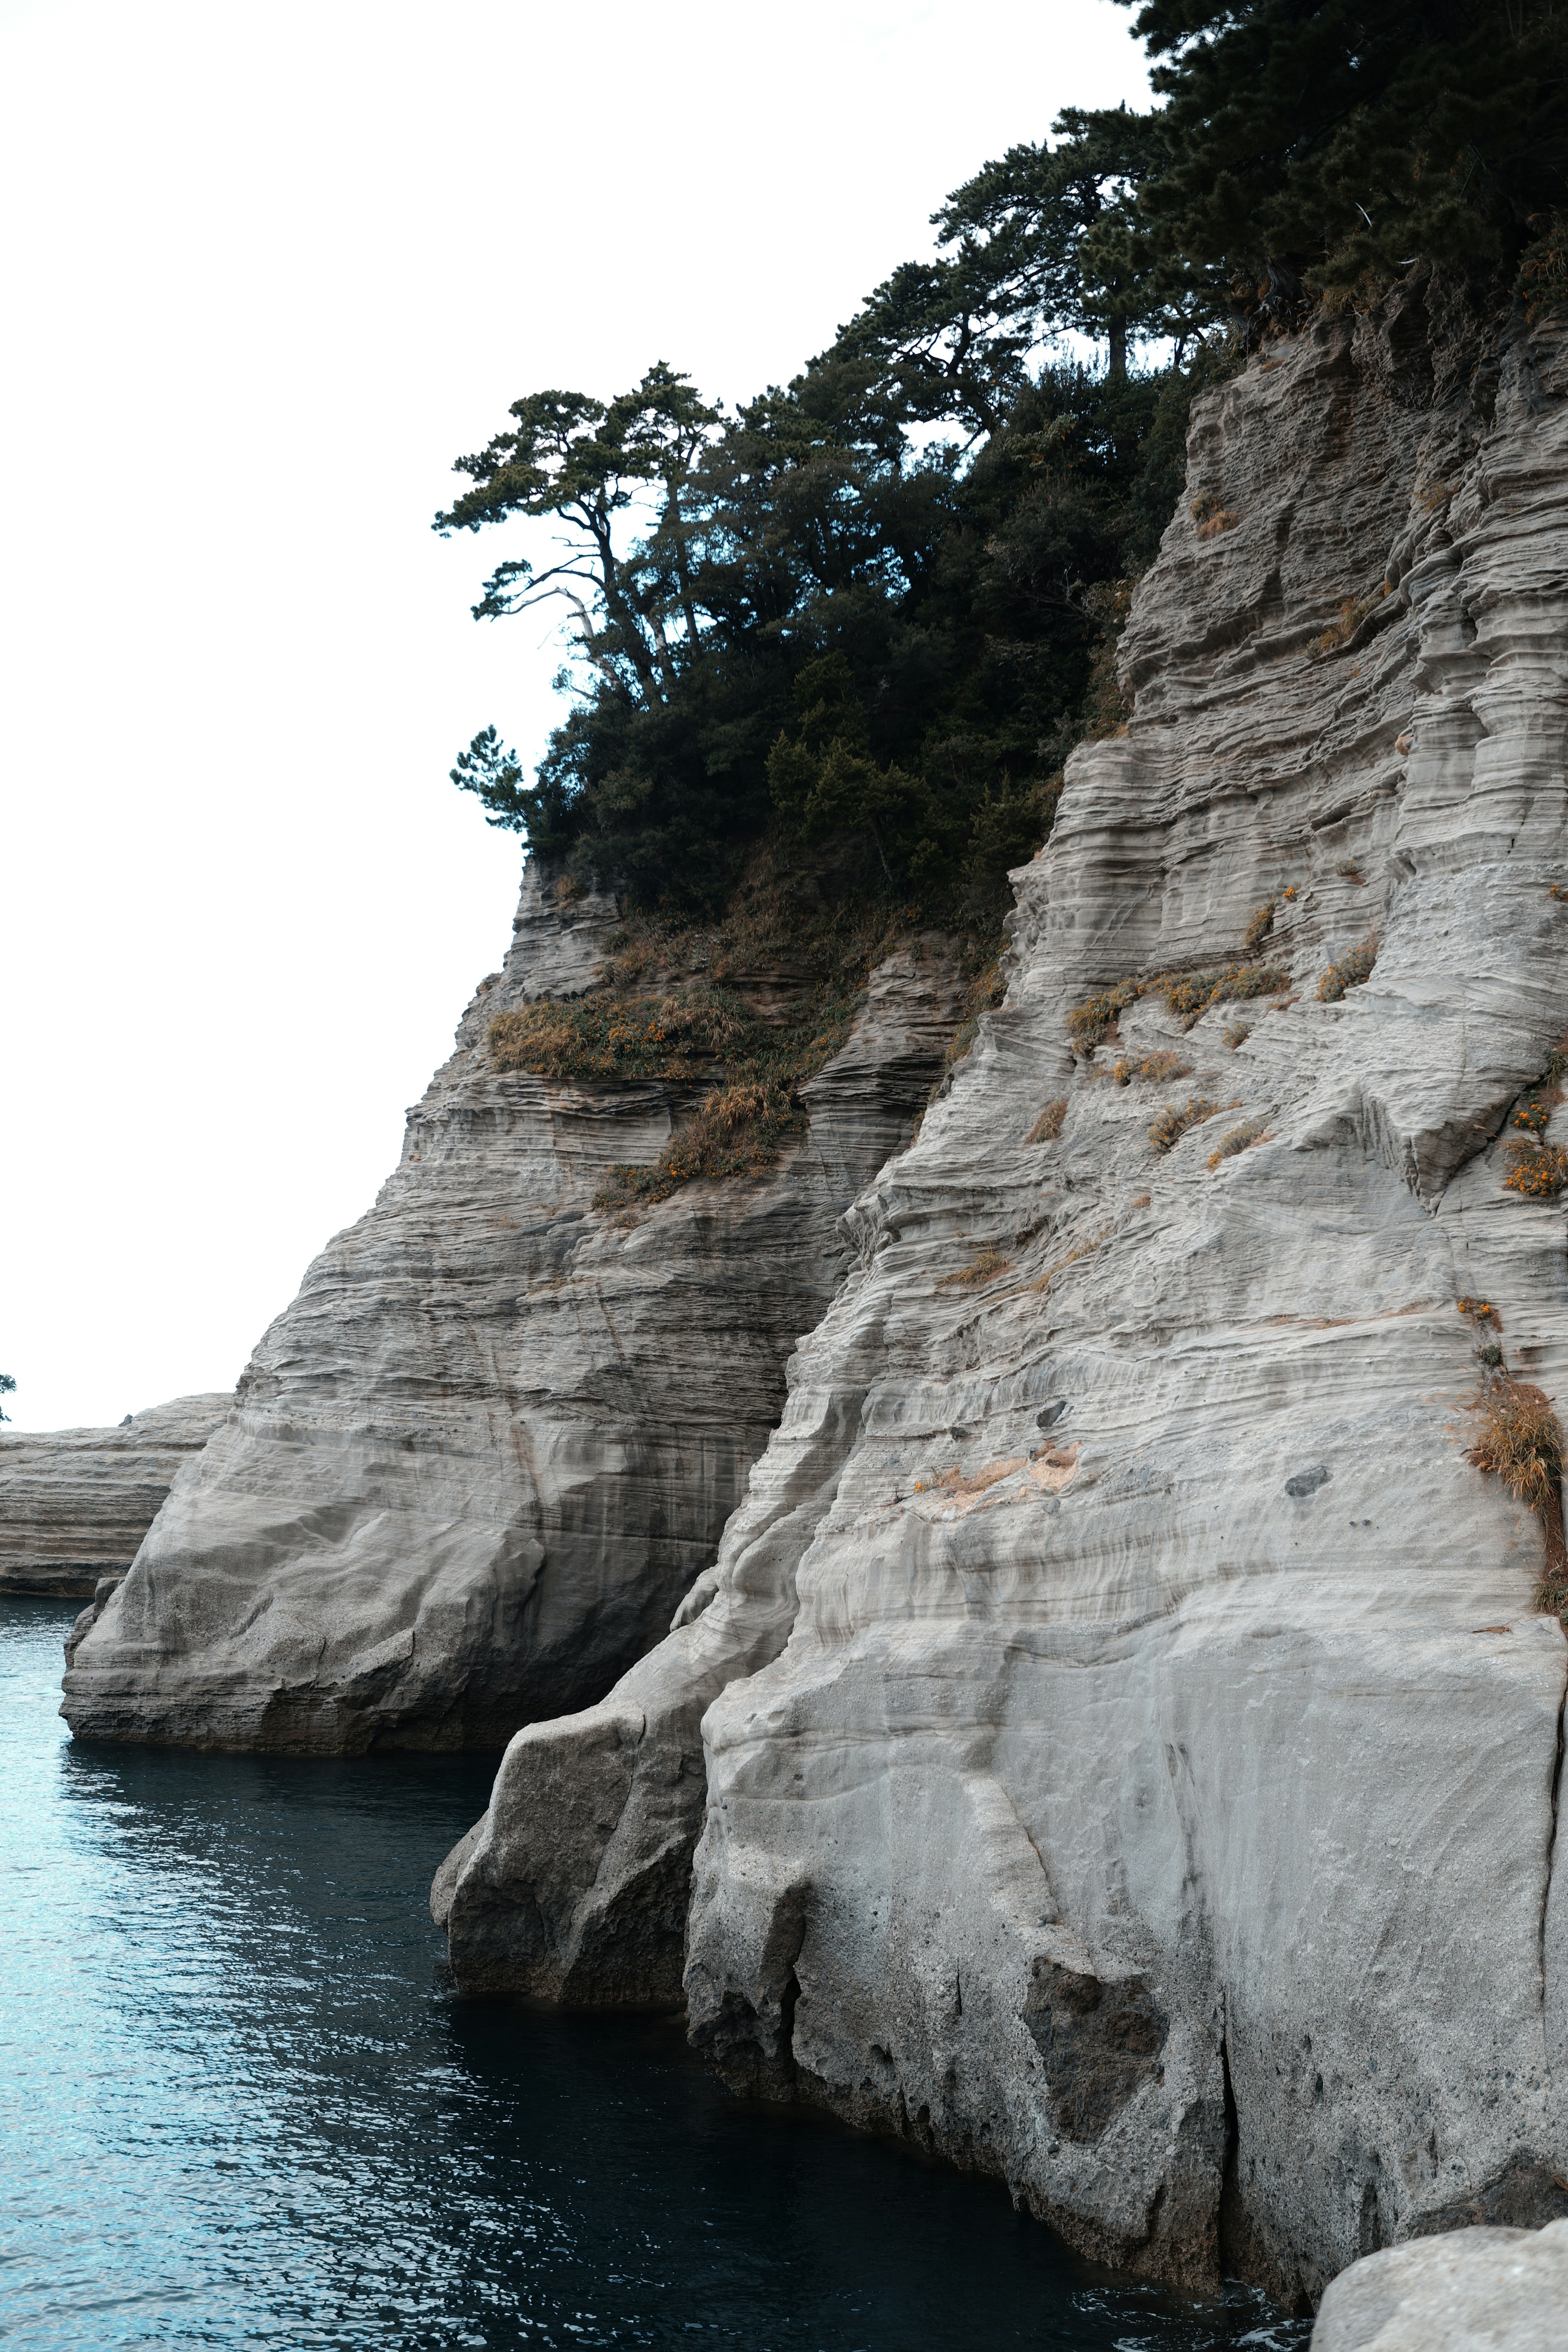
left=0, top=1396, right=230, bottom=1600
left=439, top=283, right=1568, bottom=2305
left=62, top=867, right=963, bottom=1751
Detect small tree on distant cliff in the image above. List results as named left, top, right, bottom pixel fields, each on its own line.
left=0, top=1374, right=14, bottom=1423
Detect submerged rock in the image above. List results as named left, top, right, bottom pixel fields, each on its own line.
left=439, top=285, right=1568, bottom=2300
left=62, top=868, right=964, bottom=1752
left=0, top=1395, right=230, bottom=1601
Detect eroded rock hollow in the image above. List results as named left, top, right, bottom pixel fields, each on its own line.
left=437, top=285, right=1568, bottom=2305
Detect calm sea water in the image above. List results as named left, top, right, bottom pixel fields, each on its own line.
left=0, top=1597, right=1312, bottom=2352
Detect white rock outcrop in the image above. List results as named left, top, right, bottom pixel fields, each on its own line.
left=438, top=281, right=1568, bottom=2305
left=0, top=1394, right=230, bottom=1600
left=1312, top=2218, right=1568, bottom=2349
left=61, top=869, right=963, bottom=1751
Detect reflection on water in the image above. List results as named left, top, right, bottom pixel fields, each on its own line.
left=0, top=1598, right=1310, bottom=2351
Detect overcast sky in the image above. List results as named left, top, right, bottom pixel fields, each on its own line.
left=0, top=0, right=1151, bottom=1431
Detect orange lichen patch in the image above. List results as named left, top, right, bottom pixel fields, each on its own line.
left=1028, top=1443, right=1080, bottom=1492
left=913, top=1456, right=1028, bottom=1510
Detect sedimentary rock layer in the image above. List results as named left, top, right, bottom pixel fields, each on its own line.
left=0, top=1396, right=230, bottom=1599
left=440, top=281, right=1568, bottom=2304
left=62, top=869, right=963, bottom=1751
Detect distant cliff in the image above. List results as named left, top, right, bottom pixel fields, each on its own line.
left=435, top=280, right=1568, bottom=2307
left=62, top=867, right=964, bottom=1750
left=0, top=1395, right=230, bottom=1601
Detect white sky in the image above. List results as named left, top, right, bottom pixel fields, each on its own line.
left=0, top=0, right=1150, bottom=1432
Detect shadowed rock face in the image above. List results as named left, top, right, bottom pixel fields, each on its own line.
left=61, top=869, right=965, bottom=1753
left=0, top=1396, right=232, bottom=1600
left=437, top=283, right=1568, bottom=2303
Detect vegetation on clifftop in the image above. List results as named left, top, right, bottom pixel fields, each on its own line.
left=440, top=3, right=1566, bottom=927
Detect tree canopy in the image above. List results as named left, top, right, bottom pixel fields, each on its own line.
left=1122, top=0, right=1568, bottom=310
left=441, top=8, right=1566, bottom=916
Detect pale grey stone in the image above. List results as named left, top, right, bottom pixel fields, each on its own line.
left=0, top=1394, right=231, bottom=1601
left=440, top=284, right=1568, bottom=2301
left=1312, top=2220, right=1568, bottom=2350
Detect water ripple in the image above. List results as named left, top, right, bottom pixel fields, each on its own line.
left=1, top=1599, right=1311, bottom=2352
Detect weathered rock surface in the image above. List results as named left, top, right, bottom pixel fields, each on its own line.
left=1312, top=2218, right=1568, bottom=2349
left=62, top=866, right=964, bottom=1751
left=439, top=280, right=1568, bottom=2305
left=0, top=1395, right=230, bottom=1600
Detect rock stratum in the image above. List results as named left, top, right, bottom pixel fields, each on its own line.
left=61, top=869, right=964, bottom=1751
left=437, top=281, right=1568, bottom=2309
left=0, top=1395, right=231, bottom=1600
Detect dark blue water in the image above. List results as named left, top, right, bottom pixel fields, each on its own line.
left=0, top=1599, right=1311, bottom=2351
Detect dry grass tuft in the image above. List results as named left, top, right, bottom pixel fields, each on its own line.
left=938, top=1246, right=1013, bottom=1290
left=1311, top=589, right=1383, bottom=657
left=1150, top=1097, right=1221, bottom=1154
left=1113, top=1050, right=1191, bottom=1086
left=941, top=959, right=1008, bottom=1076
left=1029, top=1226, right=1111, bottom=1295
left=1317, top=936, right=1378, bottom=1002
left=1242, top=900, right=1276, bottom=953
left=1196, top=508, right=1241, bottom=539
left=1207, top=1116, right=1270, bottom=1169
left=1067, top=962, right=1289, bottom=1051
left=1066, top=976, right=1144, bottom=1051
left=1130, top=1192, right=1152, bottom=1209
left=1028, top=1098, right=1068, bottom=1143
left=1466, top=1377, right=1568, bottom=1614
left=1223, top=1022, right=1252, bottom=1050
left=1335, top=860, right=1367, bottom=884
left=1504, top=1143, right=1568, bottom=1198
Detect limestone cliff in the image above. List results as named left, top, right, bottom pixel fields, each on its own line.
left=437, top=281, right=1568, bottom=2306
left=61, top=867, right=964, bottom=1751
left=0, top=1395, right=230, bottom=1600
